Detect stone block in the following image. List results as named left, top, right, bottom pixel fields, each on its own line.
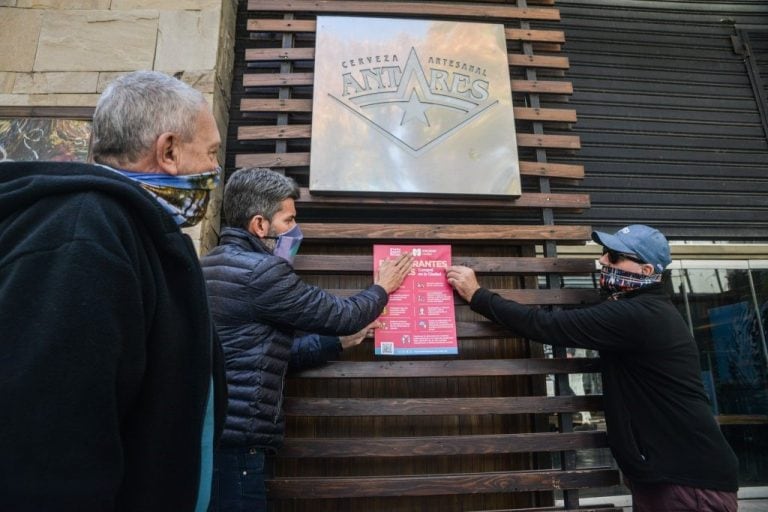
left=35, top=10, right=158, bottom=71
left=155, top=9, right=219, bottom=72
left=177, top=70, right=217, bottom=94
left=13, top=72, right=99, bottom=94
left=0, top=73, right=15, bottom=94
left=0, top=94, right=26, bottom=106
left=0, top=8, right=43, bottom=72
left=26, top=93, right=101, bottom=106
left=112, top=0, right=219, bottom=9
left=0, top=1, right=18, bottom=6
left=16, top=0, right=110, bottom=8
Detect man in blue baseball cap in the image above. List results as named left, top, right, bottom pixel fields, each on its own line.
left=591, top=224, right=672, bottom=300
left=447, top=225, right=738, bottom=512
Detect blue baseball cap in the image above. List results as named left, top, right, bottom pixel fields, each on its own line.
left=592, top=224, right=672, bottom=273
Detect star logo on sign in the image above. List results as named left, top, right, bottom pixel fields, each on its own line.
left=399, top=90, right=431, bottom=126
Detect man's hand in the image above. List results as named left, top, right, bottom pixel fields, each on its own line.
left=375, top=252, right=413, bottom=294
left=446, top=265, right=481, bottom=303
left=339, top=320, right=382, bottom=349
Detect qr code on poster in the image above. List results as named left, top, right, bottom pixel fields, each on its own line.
left=380, top=342, right=394, bottom=355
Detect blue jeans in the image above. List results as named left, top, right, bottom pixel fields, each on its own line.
left=208, top=447, right=269, bottom=512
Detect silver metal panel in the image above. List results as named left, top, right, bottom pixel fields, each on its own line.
left=310, top=16, right=520, bottom=197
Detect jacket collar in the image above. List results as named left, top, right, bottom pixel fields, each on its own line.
left=219, top=226, right=271, bottom=254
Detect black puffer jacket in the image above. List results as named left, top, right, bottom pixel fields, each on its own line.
left=202, top=227, right=389, bottom=451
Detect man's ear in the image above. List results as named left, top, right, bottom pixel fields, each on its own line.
left=641, top=264, right=655, bottom=276
left=247, top=215, right=269, bottom=238
left=154, top=132, right=181, bottom=175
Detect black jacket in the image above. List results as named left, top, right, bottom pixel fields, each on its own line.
left=0, top=161, right=227, bottom=511
left=202, top=227, right=389, bottom=451
left=471, top=283, right=738, bottom=492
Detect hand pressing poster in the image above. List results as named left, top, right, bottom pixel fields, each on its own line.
left=373, top=245, right=458, bottom=356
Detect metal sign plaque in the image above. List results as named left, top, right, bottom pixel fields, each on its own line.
left=309, top=16, right=521, bottom=197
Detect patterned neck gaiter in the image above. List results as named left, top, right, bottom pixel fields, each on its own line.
left=114, top=168, right=220, bottom=227
left=600, top=266, right=662, bottom=299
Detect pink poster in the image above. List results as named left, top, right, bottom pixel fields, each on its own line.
left=373, top=245, right=458, bottom=356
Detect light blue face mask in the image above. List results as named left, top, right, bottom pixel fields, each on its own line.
left=269, top=224, right=303, bottom=264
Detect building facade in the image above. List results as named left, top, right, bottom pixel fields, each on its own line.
left=2, top=0, right=766, bottom=509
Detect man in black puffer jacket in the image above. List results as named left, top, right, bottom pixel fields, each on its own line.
left=447, top=225, right=738, bottom=512
left=201, top=168, right=412, bottom=512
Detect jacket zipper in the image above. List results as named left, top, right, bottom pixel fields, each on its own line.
left=274, top=365, right=287, bottom=423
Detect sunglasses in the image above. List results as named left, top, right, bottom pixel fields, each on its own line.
left=603, top=248, right=646, bottom=265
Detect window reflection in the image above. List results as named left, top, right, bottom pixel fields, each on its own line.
left=670, top=266, right=768, bottom=486
left=558, top=266, right=768, bottom=488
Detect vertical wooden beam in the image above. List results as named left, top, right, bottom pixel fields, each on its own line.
left=517, top=0, right=579, bottom=509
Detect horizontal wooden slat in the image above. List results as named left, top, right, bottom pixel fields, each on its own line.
left=514, top=107, right=577, bottom=123
left=241, top=98, right=313, bottom=112
left=249, top=1, right=561, bottom=21
left=517, top=133, right=581, bottom=150
left=472, top=288, right=598, bottom=305
left=509, top=54, right=570, bottom=69
left=245, top=47, right=314, bottom=61
left=505, top=28, right=565, bottom=43
left=242, top=67, right=571, bottom=97
left=284, top=396, right=603, bottom=416
left=245, top=62, right=588, bottom=89
left=247, top=21, right=565, bottom=44
left=293, top=255, right=596, bottom=274
left=294, top=358, right=601, bottom=379
left=244, top=72, right=313, bottom=87
left=279, top=431, right=608, bottom=458
left=239, top=102, right=574, bottom=118
left=511, top=80, right=573, bottom=94
left=297, top=189, right=589, bottom=211
left=322, top=289, right=599, bottom=306
left=300, top=223, right=591, bottom=242
left=716, top=414, right=768, bottom=425
left=519, top=161, right=584, bottom=179
left=453, top=316, right=609, bottom=337
left=268, top=468, right=619, bottom=499
left=240, top=105, right=573, bottom=123
left=238, top=124, right=310, bottom=140
left=247, top=19, right=316, bottom=32
left=234, top=154, right=585, bottom=180
left=235, top=152, right=309, bottom=168
left=237, top=125, right=580, bottom=150
left=456, top=320, right=518, bottom=338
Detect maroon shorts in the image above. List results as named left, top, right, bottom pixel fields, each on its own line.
left=627, top=480, right=737, bottom=512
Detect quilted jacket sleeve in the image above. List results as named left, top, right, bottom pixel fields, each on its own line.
left=288, top=334, right=342, bottom=371
left=245, top=255, right=388, bottom=336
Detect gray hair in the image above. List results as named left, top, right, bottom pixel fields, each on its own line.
left=223, top=168, right=300, bottom=229
left=90, top=70, right=207, bottom=166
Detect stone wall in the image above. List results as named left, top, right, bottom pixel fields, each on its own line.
left=0, top=0, right=238, bottom=254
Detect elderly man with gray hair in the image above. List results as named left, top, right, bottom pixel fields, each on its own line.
left=0, top=70, right=227, bottom=511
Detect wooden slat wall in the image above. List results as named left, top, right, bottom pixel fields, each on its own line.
left=228, top=1, right=618, bottom=510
